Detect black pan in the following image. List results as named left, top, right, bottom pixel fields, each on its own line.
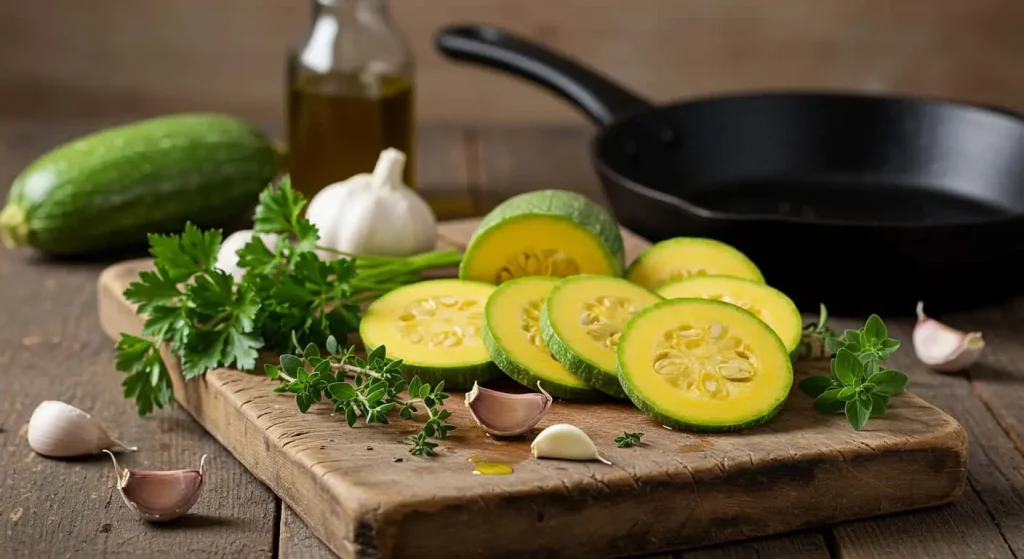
left=436, top=25, right=1024, bottom=315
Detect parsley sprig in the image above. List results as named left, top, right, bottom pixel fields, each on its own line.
left=114, top=177, right=462, bottom=454
left=798, top=313, right=908, bottom=430
left=266, top=337, right=454, bottom=456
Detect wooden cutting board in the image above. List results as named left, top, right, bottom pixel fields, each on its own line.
left=96, top=218, right=968, bottom=559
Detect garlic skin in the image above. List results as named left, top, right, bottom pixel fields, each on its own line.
left=215, top=229, right=279, bottom=282
left=531, top=423, right=611, bottom=465
left=913, top=301, right=985, bottom=373
left=465, top=381, right=552, bottom=437
left=306, top=148, right=437, bottom=257
left=105, top=450, right=208, bottom=522
left=27, top=401, right=137, bottom=458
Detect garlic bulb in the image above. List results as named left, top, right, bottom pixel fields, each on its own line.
left=27, top=400, right=137, bottom=458
left=913, top=301, right=985, bottom=373
left=531, top=423, right=611, bottom=464
left=215, top=229, right=279, bottom=282
left=105, top=450, right=208, bottom=522
left=306, top=148, right=437, bottom=257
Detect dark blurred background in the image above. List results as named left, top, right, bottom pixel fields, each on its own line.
left=3, top=0, right=1023, bottom=131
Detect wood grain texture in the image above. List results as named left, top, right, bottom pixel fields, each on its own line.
left=96, top=221, right=967, bottom=559
left=3, top=1, right=1024, bottom=125
left=0, top=120, right=279, bottom=559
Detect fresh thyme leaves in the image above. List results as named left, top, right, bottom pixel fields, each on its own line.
left=614, top=432, right=645, bottom=448
left=798, top=311, right=908, bottom=430
left=266, top=338, right=454, bottom=456
left=114, top=177, right=462, bottom=455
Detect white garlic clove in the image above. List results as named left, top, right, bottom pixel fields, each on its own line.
left=530, top=423, right=612, bottom=465
left=465, top=381, right=552, bottom=438
left=27, top=401, right=137, bottom=458
left=913, top=301, right=985, bottom=373
left=105, top=450, right=208, bottom=522
left=215, top=229, right=282, bottom=281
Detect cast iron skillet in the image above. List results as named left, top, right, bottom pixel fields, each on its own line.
left=436, top=25, right=1024, bottom=315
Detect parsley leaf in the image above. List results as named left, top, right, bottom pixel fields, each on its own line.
left=114, top=334, right=173, bottom=416
left=113, top=177, right=463, bottom=456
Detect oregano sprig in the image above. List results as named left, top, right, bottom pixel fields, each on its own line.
left=265, top=337, right=454, bottom=456
left=798, top=312, right=908, bottom=430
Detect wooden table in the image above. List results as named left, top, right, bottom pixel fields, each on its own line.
left=1, top=118, right=1023, bottom=559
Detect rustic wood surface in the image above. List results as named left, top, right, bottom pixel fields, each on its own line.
left=1, top=119, right=1023, bottom=558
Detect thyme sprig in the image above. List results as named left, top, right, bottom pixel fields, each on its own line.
left=266, top=336, right=454, bottom=456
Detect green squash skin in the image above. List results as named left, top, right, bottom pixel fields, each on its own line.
left=460, top=189, right=626, bottom=281
left=2, top=113, right=279, bottom=255
left=361, top=329, right=503, bottom=391
left=482, top=319, right=605, bottom=402
left=625, top=237, right=766, bottom=284
left=617, top=299, right=793, bottom=432
left=395, top=359, right=503, bottom=392
left=358, top=278, right=504, bottom=392
left=539, top=299, right=629, bottom=400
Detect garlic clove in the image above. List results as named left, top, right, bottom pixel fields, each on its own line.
left=464, top=381, right=552, bottom=437
left=530, top=423, right=612, bottom=465
left=105, top=450, right=208, bottom=522
left=27, top=400, right=137, bottom=458
left=913, top=301, right=985, bottom=373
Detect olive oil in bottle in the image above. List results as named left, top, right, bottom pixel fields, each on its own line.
left=286, top=0, right=415, bottom=200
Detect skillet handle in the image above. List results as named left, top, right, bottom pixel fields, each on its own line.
left=435, top=25, right=653, bottom=127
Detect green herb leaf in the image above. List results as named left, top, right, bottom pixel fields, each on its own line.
left=614, top=432, right=645, bottom=448
left=869, top=393, right=890, bottom=417
left=798, top=376, right=834, bottom=397
left=837, top=386, right=858, bottom=401
left=866, top=369, right=908, bottom=396
left=845, top=394, right=872, bottom=430
left=832, top=348, right=860, bottom=385
left=265, top=364, right=280, bottom=380
left=813, top=389, right=845, bottom=414
left=861, top=314, right=887, bottom=343
left=280, top=354, right=303, bottom=377
left=331, top=382, right=360, bottom=401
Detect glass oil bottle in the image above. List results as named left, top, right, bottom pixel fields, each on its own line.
left=286, top=0, right=415, bottom=199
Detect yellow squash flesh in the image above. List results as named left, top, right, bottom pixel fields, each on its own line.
left=540, top=275, right=663, bottom=398
left=483, top=277, right=601, bottom=400
left=656, top=275, right=803, bottom=353
left=461, top=215, right=617, bottom=283
left=618, top=298, right=793, bottom=431
left=626, top=237, right=764, bottom=291
left=359, top=279, right=500, bottom=389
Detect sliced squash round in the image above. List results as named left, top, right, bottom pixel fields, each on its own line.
left=618, top=298, right=793, bottom=431
left=540, top=275, right=663, bottom=398
left=483, top=277, right=604, bottom=401
left=625, top=237, right=764, bottom=291
left=656, top=275, right=803, bottom=353
left=460, top=190, right=625, bottom=284
left=359, top=279, right=501, bottom=390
